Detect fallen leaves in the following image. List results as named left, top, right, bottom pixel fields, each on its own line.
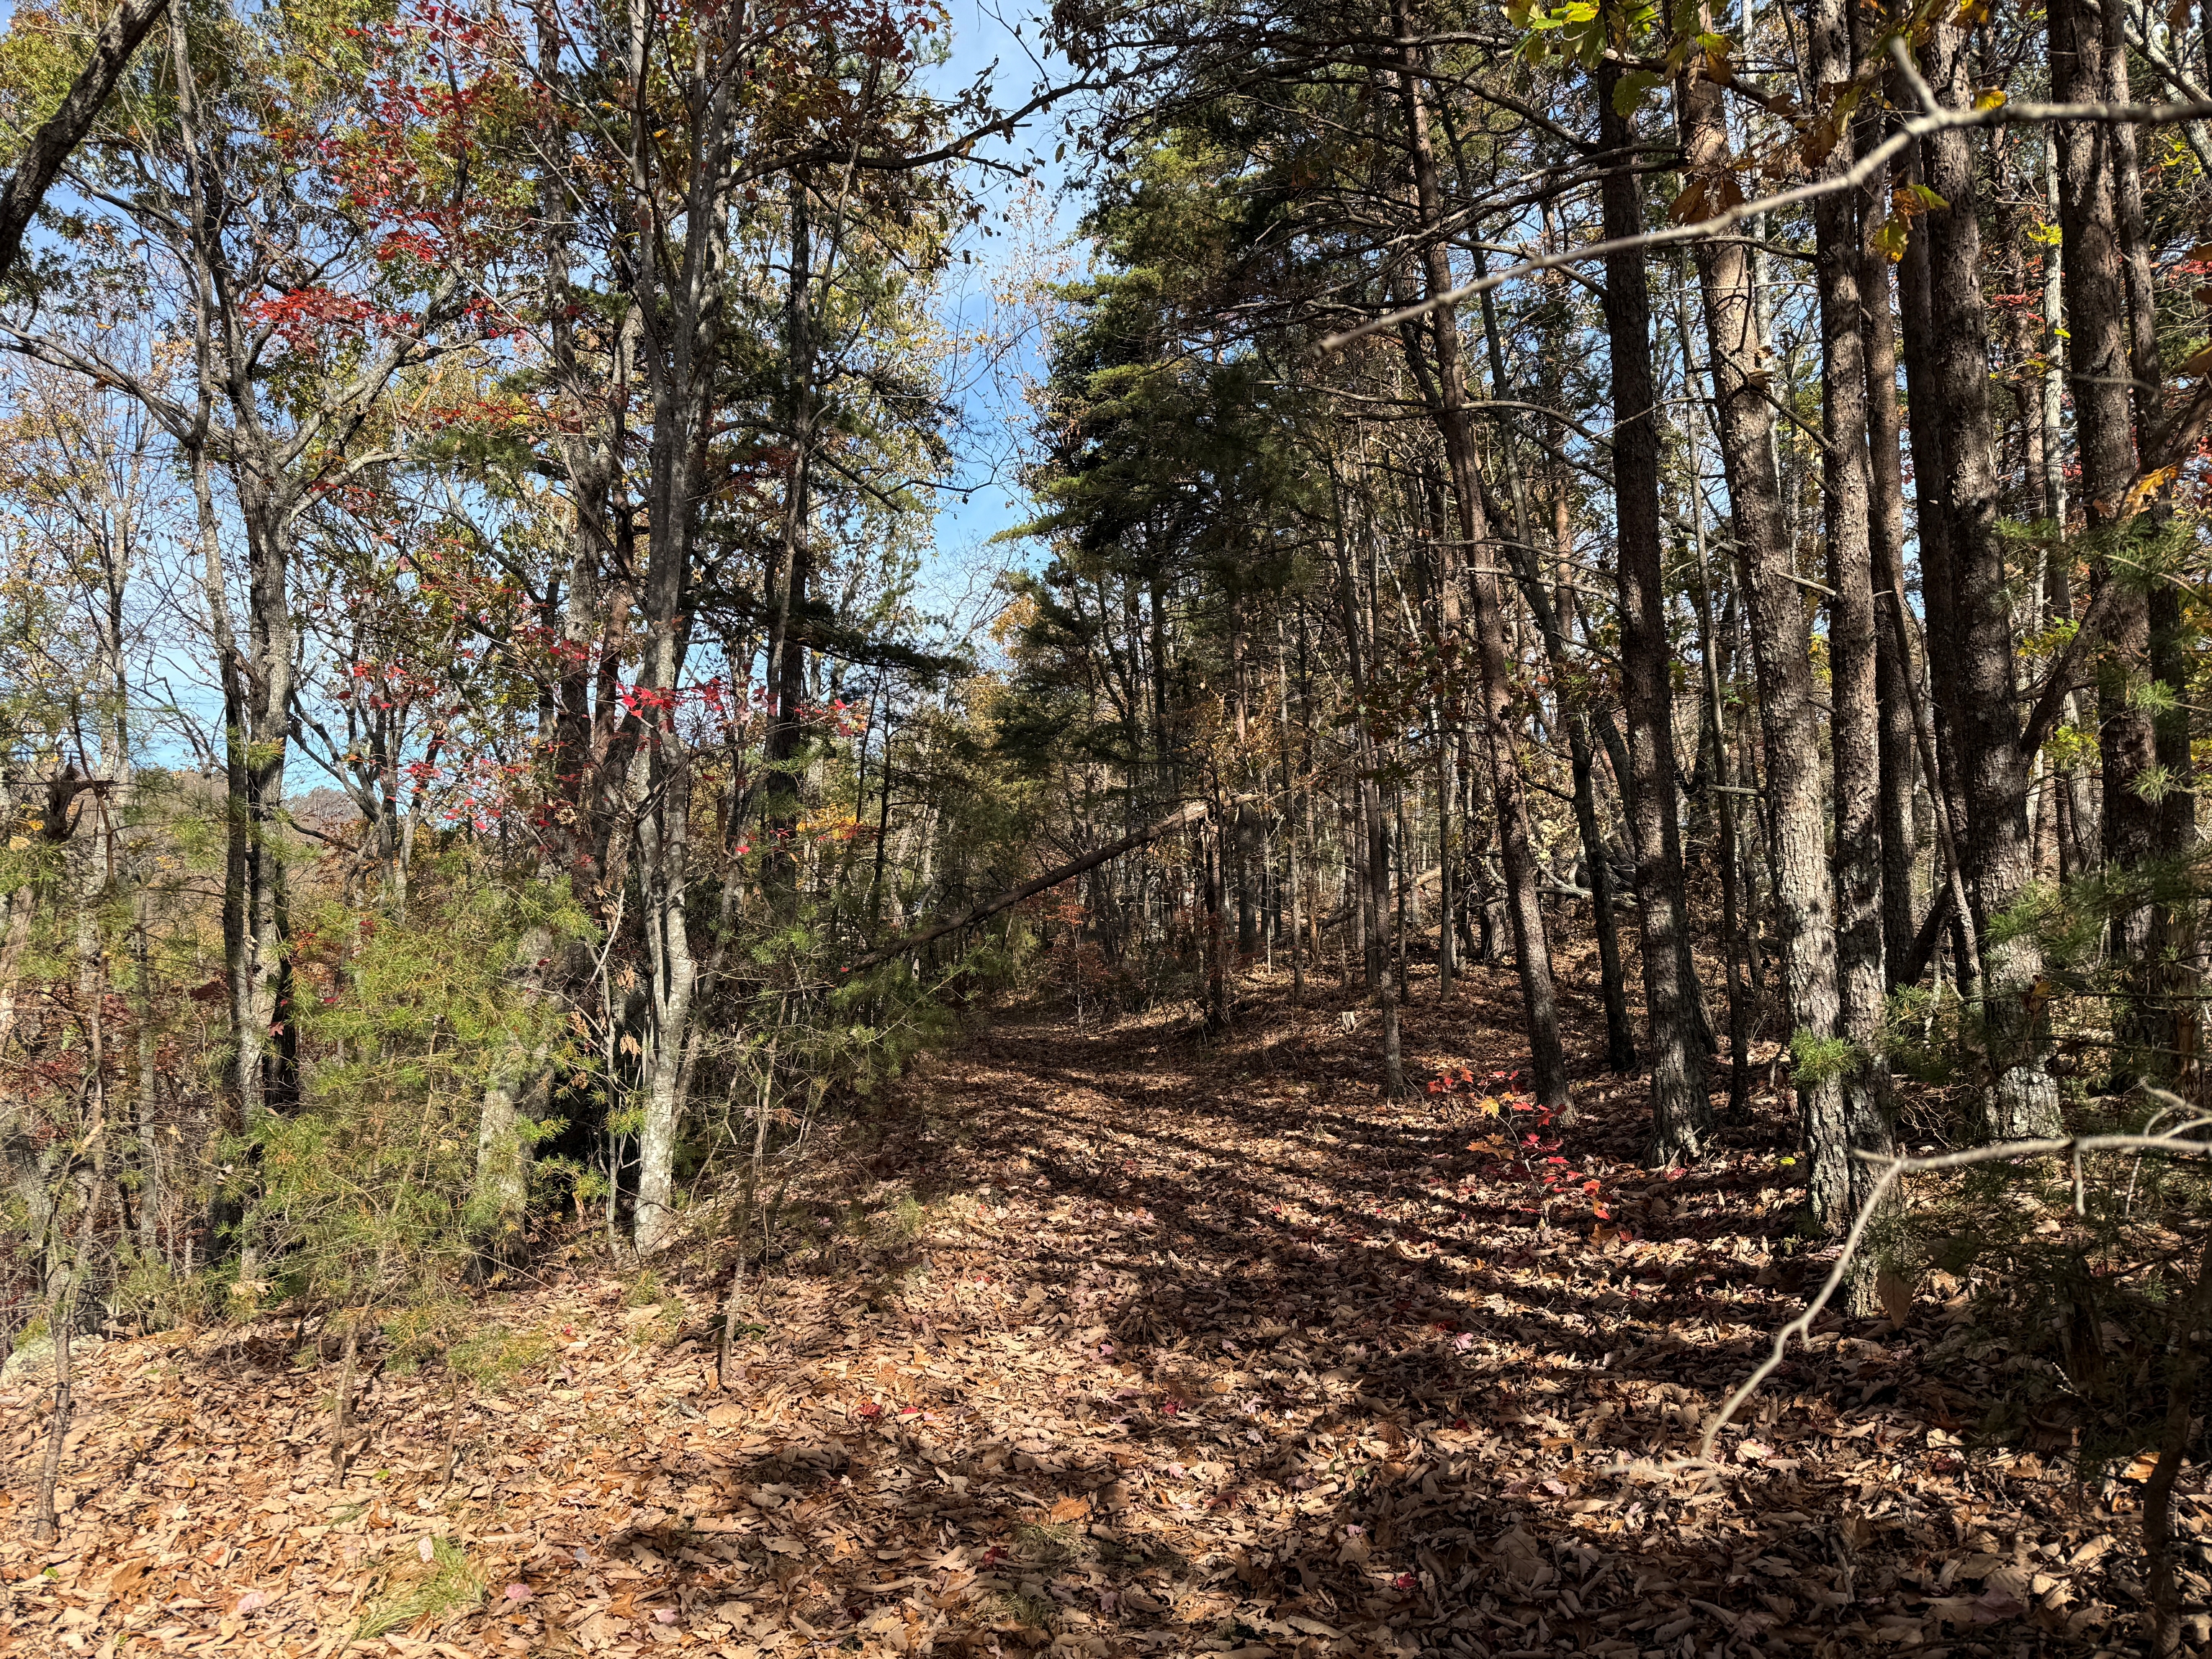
left=0, top=966, right=2190, bottom=1655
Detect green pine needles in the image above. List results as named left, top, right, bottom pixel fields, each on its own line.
left=230, top=860, right=590, bottom=1323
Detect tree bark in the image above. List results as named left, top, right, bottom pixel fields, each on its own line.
left=1524, top=257, right=1635, bottom=1072
left=1334, top=503, right=1406, bottom=1097
left=1391, top=12, right=1568, bottom=1109
left=1670, top=272, right=1746, bottom=1120
left=1682, top=63, right=1836, bottom=1161
left=2105, top=0, right=2198, bottom=1084
left=1889, top=104, right=1979, bottom=1010
left=624, top=0, right=744, bottom=1250
left=1858, top=225, right=1921, bottom=989
left=2053, top=0, right=2155, bottom=968
left=1811, top=0, right=1898, bottom=1232
left=32, top=1178, right=105, bottom=1544
left=2139, top=1228, right=2212, bottom=1655
left=1914, top=22, right=2059, bottom=1136
left=1599, top=59, right=1710, bottom=1163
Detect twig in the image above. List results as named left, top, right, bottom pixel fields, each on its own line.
left=1701, top=1104, right=2212, bottom=1461
left=1316, top=87, right=2212, bottom=356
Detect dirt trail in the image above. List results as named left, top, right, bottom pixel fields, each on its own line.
left=0, top=966, right=2195, bottom=1655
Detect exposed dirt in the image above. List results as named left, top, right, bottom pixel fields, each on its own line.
left=1, top=961, right=2201, bottom=1656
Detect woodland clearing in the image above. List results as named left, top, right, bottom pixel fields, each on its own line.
left=2, top=966, right=2194, bottom=1659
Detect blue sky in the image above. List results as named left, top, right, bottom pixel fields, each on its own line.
left=921, top=0, right=1086, bottom=599
left=0, top=1, right=1087, bottom=777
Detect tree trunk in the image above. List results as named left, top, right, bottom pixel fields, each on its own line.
left=1524, top=287, right=1635, bottom=1072
left=2054, top=0, right=2154, bottom=985
left=1599, top=59, right=1710, bottom=1163
left=1683, top=63, right=1836, bottom=1159
left=1859, top=241, right=1922, bottom=990
left=1391, top=13, right=1568, bottom=1109
left=623, top=9, right=739, bottom=1250
left=1277, top=618, right=1305, bottom=1000
left=472, top=929, right=555, bottom=1274
left=1334, top=490, right=1406, bottom=1097
left=2108, top=0, right=2198, bottom=1084
left=763, top=173, right=817, bottom=919
left=130, top=916, right=161, bottom=1265
left=1811, top=0, right=1898, bottom=1234
left=32, top=1179, right=105, bottom=1544
left=2139, top=1229, right=2212, bottom=1655
left=1672, top=273, right=1748, bottom=1120
left=1915, top=22, right=2058, bottom=1136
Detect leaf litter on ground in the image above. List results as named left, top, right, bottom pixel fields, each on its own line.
left=2, top=961, right=2206, bottom=1656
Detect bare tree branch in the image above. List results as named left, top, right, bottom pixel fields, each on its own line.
left=1315, top=92, right=2212, bottom=357
left=1701, top=1104, right=2212, bottom=1462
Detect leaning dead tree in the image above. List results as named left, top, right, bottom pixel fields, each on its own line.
left=840, top=798, right=1228, bottom=977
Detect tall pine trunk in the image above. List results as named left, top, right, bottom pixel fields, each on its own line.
left=1811, top=0, right=1897, bottom=1233
left=1858, top=236, right=1921, bottom=989
left=1599, top=59, right=1710, bottom=1163
left=1681, top=63, right=1838, bottom=1164
left=1392, top=14, right=1568, bottom=1108
left=1671, top=271, right=1748, bottom=1121
left=1334, top=503, right=1406, bottom=1097
left=1913, top=23, right=2059, bottom=1136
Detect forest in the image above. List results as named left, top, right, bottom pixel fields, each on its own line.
left=2, top=0, right=2212, bottom=1653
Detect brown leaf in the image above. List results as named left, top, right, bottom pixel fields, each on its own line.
left=1876, top=1266, right=1916, bottom=1327
left=105, top=1557, right=151, bottom=1594
left=1671, top=178, right=1712, bottom=225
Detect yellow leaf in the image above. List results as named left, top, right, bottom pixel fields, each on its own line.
left=1974, top=86, right=2006, bottom=111
left=2123, top=464, right=2180, bottom=514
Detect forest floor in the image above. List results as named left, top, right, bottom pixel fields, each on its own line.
left=2, top=954, right=2205, bottom=1659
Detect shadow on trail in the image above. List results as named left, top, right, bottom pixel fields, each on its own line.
left=0, top=970, right=2133, bottom=1659
left=660, top=968, right=2088, bottom=1657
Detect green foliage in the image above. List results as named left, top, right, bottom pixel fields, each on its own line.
left=379, top=1295, right=472, bottom=1372
left=236, top=864, right=588, bottom=1316
left=447, top=1322, right=553, bottom=1393
left=0, top=1, right=120, bottom=164
left=1884, top=983, right=1963, bottom=1087
left=109, top=1259, right=217, bottom=1331
left=1788, top=1028, right=1860, bottom=1089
